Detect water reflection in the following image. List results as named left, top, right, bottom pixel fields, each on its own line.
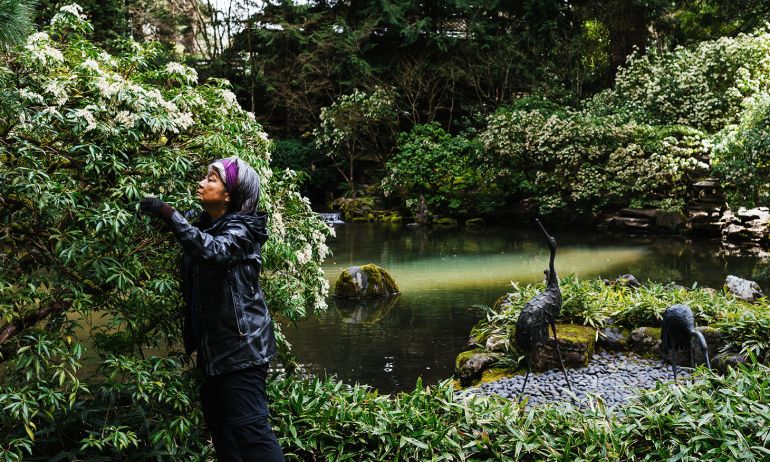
left=336, top=295, right=400, bottom=325
left=283, top=223, right=769, bottom=394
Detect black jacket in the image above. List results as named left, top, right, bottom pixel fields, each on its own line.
left=169, top=209, right=276, bottom=377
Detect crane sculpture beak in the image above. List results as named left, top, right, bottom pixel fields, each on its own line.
left=535, top=218, right=551, bottom=238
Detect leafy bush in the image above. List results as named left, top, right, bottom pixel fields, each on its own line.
left=481, top=107, right=710, bottom=215
left=592, top=29, right=770, bottom=132
left=314, top=87, right=398, bottom=196
left=712, top=94, right=770, bottom=206
left=475, top=276, right=770, bottom=359
left=383, top=123, right=503, bottom=217
left=0, top=5, right=330, bottom=459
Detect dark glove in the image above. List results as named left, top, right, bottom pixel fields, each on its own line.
left=139, top=196, right=175, bottom=222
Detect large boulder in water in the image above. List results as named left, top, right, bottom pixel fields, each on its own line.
left=334, top=264, right=400, bottom=299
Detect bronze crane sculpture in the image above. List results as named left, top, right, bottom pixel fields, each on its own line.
left=515, top=219, right=572, bottom=402
left=661, top=304, right=711, bottom=381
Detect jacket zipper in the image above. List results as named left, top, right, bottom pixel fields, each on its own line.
left=228, top=271, right=246, bottom=336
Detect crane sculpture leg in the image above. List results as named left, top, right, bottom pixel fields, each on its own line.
left=549, top=317, right=573, bottom=392
left=517, top=350, right=536, bottom=404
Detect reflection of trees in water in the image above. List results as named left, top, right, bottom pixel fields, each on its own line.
left=334, top=294, right=400, bottom=325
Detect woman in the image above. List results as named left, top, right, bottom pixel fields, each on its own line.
left=140, top=157, right=284, bottom=462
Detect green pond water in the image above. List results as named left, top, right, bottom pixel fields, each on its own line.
left=281, top=223, right=769, bottom=394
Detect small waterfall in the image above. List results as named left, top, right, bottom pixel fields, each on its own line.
left=318, top=212, right=344, bottom=224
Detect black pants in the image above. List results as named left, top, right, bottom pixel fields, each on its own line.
left=200, top=363, right=285, bottom=462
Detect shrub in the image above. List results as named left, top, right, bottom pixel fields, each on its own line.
left=269, top=364, right=770, bottom=461
left=594, top=29, right=770, bottom=132
left=480, top=107, right=710, bottom=215
left=0, top=5, right=330, bottom=459
left=476, top=276, right=770, bottom=358
left=712, top=94, right=770, bottom=207
left=383, top=123, right=503, bottom=217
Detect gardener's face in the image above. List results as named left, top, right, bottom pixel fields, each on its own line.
left=197, top=168, right=230, bottom=208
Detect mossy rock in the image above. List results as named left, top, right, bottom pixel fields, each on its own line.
left=485, top=334, right=509, bottom=352
left=434, top=217, right=458, bottom=228
left=455, top=349, right=501, bottom=386
left=465, top=218, right=485, bottom=230
left=388, top=215, right=403, bottom=223
left=352, top=217, right=370, bottom=223
left=598, top=326, right=631, bottom=351
left=334, top=264, right=400, bottom=299
left=629, top=327, right=662, bottom=357
left=509, top=323, right=596, bottom=372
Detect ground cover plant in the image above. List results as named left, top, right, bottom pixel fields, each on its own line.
left=268, top=363, right=770, bottom=461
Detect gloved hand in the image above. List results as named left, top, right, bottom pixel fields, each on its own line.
left=139, top=196, right=175, bottom=222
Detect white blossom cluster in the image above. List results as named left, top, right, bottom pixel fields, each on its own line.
left=165, top=62, right=198, bottom=85
left=611, top=31, right=770, bottom=132
left=24, top=32, right=64, bottom=67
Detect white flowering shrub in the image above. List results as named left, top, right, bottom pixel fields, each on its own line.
left=590, top=29, right=770, bottom=132
left=481, top=107, right=710, bottom=214
left=0, top=5, right=330, bottom=459
left=314, top=87, right=397, bottom=195
left=712, top=94, right=770, bottom=206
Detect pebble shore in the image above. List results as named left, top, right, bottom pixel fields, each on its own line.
left=459, top=350, right=692, bottom=408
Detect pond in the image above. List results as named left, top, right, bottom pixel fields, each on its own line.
left=281, top=222, right=769, bottom=394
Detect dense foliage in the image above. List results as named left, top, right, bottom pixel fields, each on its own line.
left=27, top=1, right=770, bottom=213
left=270, top=364, right=770, bottom=461
left=481, top=109, right=711, bottom=215
left=712, top=95, right=770, bottom=206
left=314, top=87, right=397, bottom=197
left=0, top=6, right=330, bottom=459
left=473, top=277, right=770, bottom=360
left=383, top=123, right=502, bottom=216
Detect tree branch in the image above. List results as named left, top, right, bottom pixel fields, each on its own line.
left=0, top=300, right=72, bottom=345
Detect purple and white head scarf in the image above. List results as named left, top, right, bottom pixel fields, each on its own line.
left=209, top=157, right=261, bottom=214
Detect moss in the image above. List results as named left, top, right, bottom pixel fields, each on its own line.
left=360, top=263, right=399, bottom=296
left=335, top=265, right=398, bottom=298
left=389, top=215, right=403, bottom=223
left=556, top=323, right=597, bottom=357
left=352, top=217, right=370, bottom=222
left=642, top=326, right=662, bottom=341
left=479, top=368, right=518, bottom=384
left=334, top=270, right=355, bottom=297
left=455, top=348, right=483, bottom=370
left=556, top=324, right=597, bottom=343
